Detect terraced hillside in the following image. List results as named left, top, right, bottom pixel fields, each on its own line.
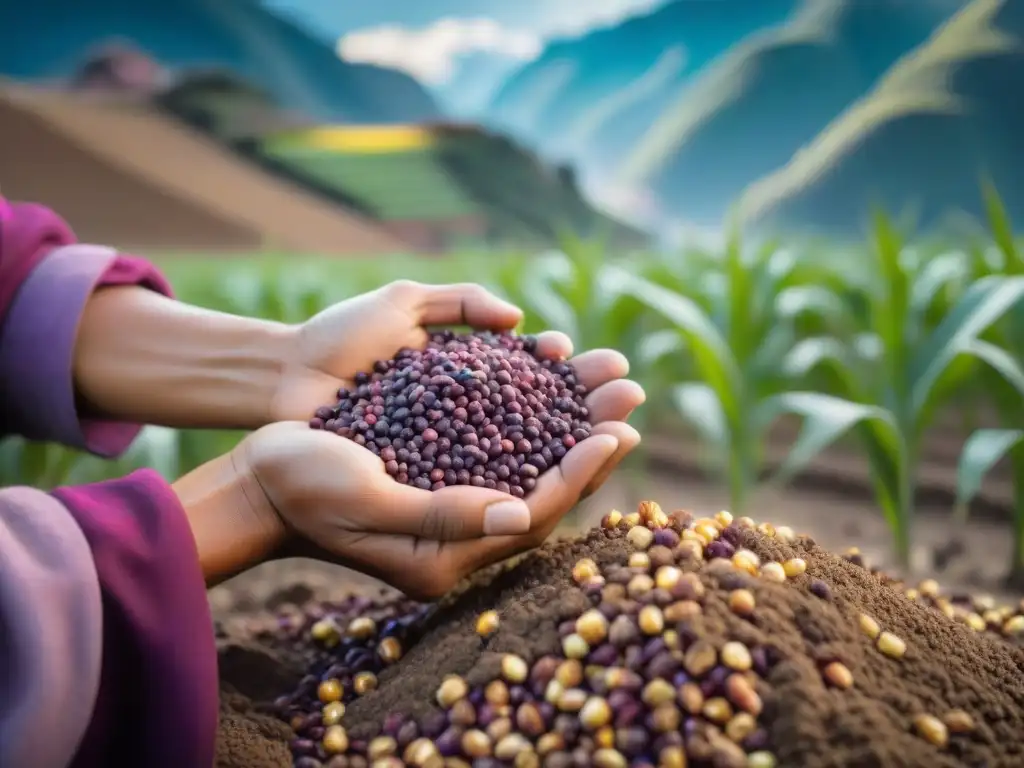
left=262, top=125, right=648, bottom=250
left=0, top=84, right=406, bottom=254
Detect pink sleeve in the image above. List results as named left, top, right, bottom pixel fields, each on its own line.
left=52, top=470, right=218, bottom=768
left=0, top=200, right=174, bottom=456
left=0, top=486, right=104, bottom=768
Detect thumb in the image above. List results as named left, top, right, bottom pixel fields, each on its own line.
left=368, top=481, right=532, bottom=541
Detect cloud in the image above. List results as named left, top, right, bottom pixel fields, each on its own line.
left=335, top=0, right=669, bottom=85
left=338, top=18, right=542, bottom=85
left=537, top=0, right=666, bottom=37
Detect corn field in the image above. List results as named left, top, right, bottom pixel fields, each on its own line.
left=2, top=194, right=1023, bottom=578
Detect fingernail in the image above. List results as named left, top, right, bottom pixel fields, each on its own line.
left=484, top=499, right=531, bottom=535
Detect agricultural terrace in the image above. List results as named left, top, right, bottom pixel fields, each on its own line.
left=260, top=124, right=646, bottom=248
left=4, top=200, right=1022, bottom=583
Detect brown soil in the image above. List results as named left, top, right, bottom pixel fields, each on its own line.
left=211, top=480, right=1024, bottom=768
left=0, top=84, right=405, bottom=254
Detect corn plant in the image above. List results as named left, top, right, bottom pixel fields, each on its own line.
left=771, top=212, right=1024, bottom=566
left=952, top=186, right=1024, bottom=584
left=608, top=230, right=853, bottom=514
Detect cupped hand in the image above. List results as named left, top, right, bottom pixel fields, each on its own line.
left=241, top=342, right=645, bottom=600
left=271, top=280, right=527, bottom=423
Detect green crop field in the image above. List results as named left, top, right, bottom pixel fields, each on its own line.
left=3, top=197, right=1023, bottom=579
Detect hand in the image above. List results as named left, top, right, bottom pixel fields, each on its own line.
left=270, top=280, right=526, bottom=423
left=239, top=344, right=645, bottom=600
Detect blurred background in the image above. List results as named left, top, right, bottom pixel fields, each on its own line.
left=1, top=0, right=1022, bottom=603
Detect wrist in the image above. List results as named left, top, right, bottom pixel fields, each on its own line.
left=75, top=286, right=299, bottom=430
left=171, top=444, right=287, bottom=586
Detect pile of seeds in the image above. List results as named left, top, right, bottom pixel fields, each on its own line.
left=309, top=331, right=592, bottom=496
left=234, top=503, right=1024, bottom=768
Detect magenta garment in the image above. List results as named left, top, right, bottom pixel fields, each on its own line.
left=0, top=199, right=218, bottom=768
left=0, top=487, right=103, bottom=768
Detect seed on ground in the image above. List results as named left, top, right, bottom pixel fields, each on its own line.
left=729, top=589, right=756, bottom=616
left=353, top=671, right=377, bottom=695
left=823, top=661, right=854, bottom=689
left=575, top=609, right=609, bottom=645
left=775, top=525, right=796, bottom=543
left=436, top=675, right=468, bottom=708
left=782, top=558, right=807, bottom=577
left=654, top=565, right=683, bottom=591
left=747, top=751, right=779, bottom=768
left=562, top=633, right=590, bottom=659
left=310, top=618, right=340, bottom=644
left=942, top=709, right=975, bottom=733
left=858, top=613, right=881, bottom=639
left=684, top=640, right=718, bottom=676
left=346, top=616, right=377, bottom=639
left=638, top=500, right=668, bottom=527
left=725, top=673, right=762, bottom=716
left=721, top=641, right=753, bottom=671
left=913, top=714, right=949, bottom=747
left=732, top=549, right=760, bottom=574
left=1003, top=615, right=1024, bottom=636
left=367, top=735, right=397, bottom=759
left=579, top=696, right=612, bottom=729
left=702, top=696, right=732, bottom=723
left=600, top=510, right=623, bottom=529
left=475, top=610, right=500, bottom=637
left=322, top=724, right=349, bottom=754
left=638, top=605, right=665, bottom=635
left=760, top=562, right=787, bottom=583
left=377, top=636, right=402, bottom=663
left=725, top=711, right=758, bottom=742
left=593, top=747, right=628, bottom=768
left=461, top=729, right=492, bottom=758
left=627, top=552, right=651, bottom=569
left=321, top=701, right=345, bottom=726
left=501, top=654, right=529, bottom=683
left=626, top=525, right=654, bottom=550
left=572, top=558, right=599, bottom=584
left=641, top=679, right=676, bottom=707
left=318, top=679, right=343, bottom=703
left=877, top=631, right=907, bottom=659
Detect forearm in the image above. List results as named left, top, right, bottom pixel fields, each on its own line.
left=74, top=286, right=295, bottom=430
left=171, top=448, right=286, bottom=587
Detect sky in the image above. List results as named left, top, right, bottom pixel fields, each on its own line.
left=261, top=0, right=670, bottom=84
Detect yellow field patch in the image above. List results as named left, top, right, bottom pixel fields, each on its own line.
left=296, top=126, right=436, bottom=153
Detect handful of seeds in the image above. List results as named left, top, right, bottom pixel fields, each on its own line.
left=309, top=331, right=593, bottom=496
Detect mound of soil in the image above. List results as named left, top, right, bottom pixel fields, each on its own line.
left=215, top=504, right=1024, bottom=768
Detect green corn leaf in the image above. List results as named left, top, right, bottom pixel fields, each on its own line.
left=954, top=428, right=1023, bottom=524
left=757, top=391, right=908, bottom=555
left=869, top=209, right=911, bottom=386
left=909, top=276, right=1024, bottom=415
left=981, top=180, right=1020, bottom=275
left=610, top=267, right=743, bottom=428
left=909, top=252, right=970, bottom=323
left=637, top=329, right=685, bottom=366
left=673, top=383, right=729, bottom=454
left=724, top=224, right=754, bottom=364
left=757, top=392, right=902, bottom=484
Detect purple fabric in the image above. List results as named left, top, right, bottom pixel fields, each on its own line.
left=53, top=470, right=218, bottom=768
left=0, top=487, right=104, bottom=768
left=0, top=245, right=150, bottom=456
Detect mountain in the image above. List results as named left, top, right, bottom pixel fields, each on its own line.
left=620, top=0, right=962, bottom=227
left=0, top=0, right=440, bottom=124
left=740, top=0, right=1024, bottom=236
left=484, top=0, right=798, bottom=160
left=432, top=51, right=526, bottom=119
